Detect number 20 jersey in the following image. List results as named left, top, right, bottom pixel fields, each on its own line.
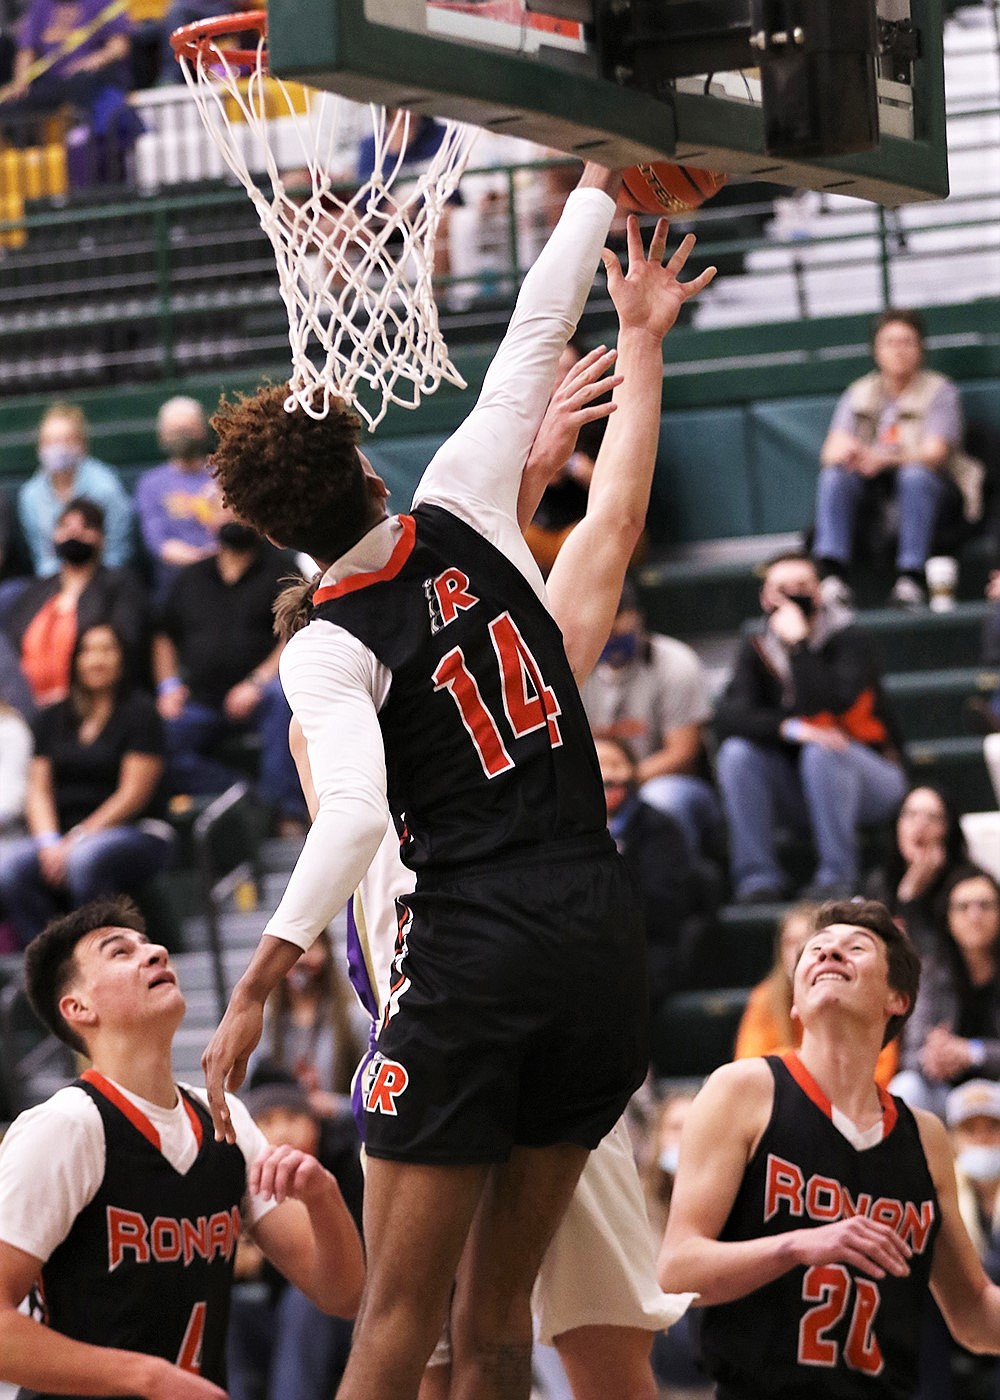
left=700, top=1054, right=940, bottom=1400
left=311, top=504, right=609, bottom=870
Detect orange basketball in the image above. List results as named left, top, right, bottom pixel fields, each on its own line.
left=619, top=163, right=728, bottom=215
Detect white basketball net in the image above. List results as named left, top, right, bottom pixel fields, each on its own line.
left=176, top=28, right=478, bottom=430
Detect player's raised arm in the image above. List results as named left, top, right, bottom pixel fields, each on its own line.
left=413, top=163, right=621, bottom=526
left=920, top=1109, right=1000, bottom=1352
left=548, top=217, right=715, bottom=684
left=657, top=1060, right=912, bottom=1306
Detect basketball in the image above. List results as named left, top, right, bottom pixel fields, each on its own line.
left=619, top=163, right=729, bottom=216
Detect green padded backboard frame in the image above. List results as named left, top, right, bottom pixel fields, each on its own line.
left=266, top=0, right=948, bottom=205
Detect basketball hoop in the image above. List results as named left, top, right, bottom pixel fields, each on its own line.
left=171, top=11, right=479, bottom=430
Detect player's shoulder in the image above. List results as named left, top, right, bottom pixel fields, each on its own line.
left=696, top=1057, right=776, bottom=1122
left=1, top=1084, right=103, bottom=1152
left=909, top=1104, right=953, bottom=1173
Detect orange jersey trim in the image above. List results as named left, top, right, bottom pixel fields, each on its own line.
left=781, top=1052, right=898, bottom=1138
left=313, top=514, right=417, bottom=605
left=81, top=1068, right=161, bottom=1151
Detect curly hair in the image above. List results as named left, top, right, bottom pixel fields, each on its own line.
left=210, top=384, right=370, bottom=561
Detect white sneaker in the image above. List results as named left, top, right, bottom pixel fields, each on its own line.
left=819, top=575, right=853, bottom=609
left=890, top=576, right=926, bottom=608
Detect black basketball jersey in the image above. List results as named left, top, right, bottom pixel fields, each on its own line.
left=311, top=504, right=608, bottom=870
left=700, top=1054, right=940, bottom=1400
left=22, top=1070, right=246, bottom=1399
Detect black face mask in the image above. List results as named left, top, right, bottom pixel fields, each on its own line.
left=55, top=537, right=98, bottom=566
left=784, top=592, right=817, bottom=620
left=217, top=521, right=260, bottom=551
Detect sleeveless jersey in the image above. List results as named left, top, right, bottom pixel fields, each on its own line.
left=22, top=1070, right=246, bottom=1398
left=312, top=503, right=608, bottom=870
left=700, top=1054, right=940, bottom=1400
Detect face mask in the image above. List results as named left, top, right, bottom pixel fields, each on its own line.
left=39, top=444, right=81, bottom=476
left=600, top=633, right=639, bottom=669
left=956, top=1144, right=1000, bottom=1182
left=658, top=1145, right=680, bottom=1175
left=162, top=434, right=208, bottom=461
left=54, top=537, right=98, bottom=566
left=217, top=521, right=260, bottom=551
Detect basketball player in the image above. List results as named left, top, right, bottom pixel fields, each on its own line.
left=0, top=896, right=364, bottom=1399
left=285, top=294, right=702, bottom=1399
left=658, top=899, right=1000, bottom=1397
left=201, top=164, right=715, bottom=1400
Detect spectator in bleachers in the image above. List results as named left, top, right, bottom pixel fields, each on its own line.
left=0, top=697, right=31, bottom=835
left=715, top=550, right=907, bottom=903
left=582, top=578, right=722, bottom=863
left=812, top=308, right=981, bottom=609
left=944, top=1080, right=1000, bottom=1398
left=733, top=900, right=899, bottom=1087
left=152, top=509, right=307, bottom=831
left=17, top=403, right=133, bottom=576
left=0, top=622, right=173, bottom=946
left=864, top=782, right=969, bottom=955
left=892, top=865, right=1000, bottom=1118
left=227, top=1073, right=363, bottom=1400
left=3, top=497, right=148, bottom=708
left=1, top=0, right=137, bottom=183
left=597, top=734, right=708, bottom=1006
left=134, top=395, right=217, bottom=602
left=249, top=927, right=365, bottom=1112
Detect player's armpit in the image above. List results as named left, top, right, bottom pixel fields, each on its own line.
left=920, top=1110, right=1000, bottom=1354
left=657, top=1060, right=780, bottom=1306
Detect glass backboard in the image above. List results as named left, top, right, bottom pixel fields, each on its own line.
left=266, top=0, right=949, bottom=204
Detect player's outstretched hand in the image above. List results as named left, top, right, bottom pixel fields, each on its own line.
left=601, top=216, right=716, bottom=343
left=792, top=1215, right=912, bottom=1280
left=143, top=1355, right=228, bottom=1399
left=201, top=989, right=265, bottom=1143
left=251, top=1143, right=332, bottom=1207
left=527, top=344, right=622, bottom=481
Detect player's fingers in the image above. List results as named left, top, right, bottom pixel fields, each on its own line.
left=665, top=232, right=697, bottom=275
left=648, top=216, right=670, bottom=263
left=624, top=213, right=644, bottom=266
left=568, top=372, right=623, bottom=408
left=226, top=1051, right=250, bottom=1098
left=202, top=1048, right=234, bottom=1143
left=600, top=246, right=622, bottom=289
left=682, top=265, right=717, bottom=297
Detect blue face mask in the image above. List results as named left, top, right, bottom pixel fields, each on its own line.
left=600, top=633, right=639, bottom=669
left=658, top=1144, right=680, bottom=1175
left=39, top=444, right=81, bottom=477
left=956, top=1144, right=1000, bottom=1182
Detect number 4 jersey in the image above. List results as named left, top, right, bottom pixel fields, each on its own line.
left=700, top=1053, right=940, bottom=1400
left=312, top=503, right=608, bottom=870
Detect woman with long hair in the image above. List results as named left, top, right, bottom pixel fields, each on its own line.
left=865, top=782, right=968, bottom=954
left=0, top=624, right=173, bottom=946
left=893, top=865, right=1000, bottom=1117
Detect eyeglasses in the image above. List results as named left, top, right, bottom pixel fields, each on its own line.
left=950, top=899, right=1000, bottom=914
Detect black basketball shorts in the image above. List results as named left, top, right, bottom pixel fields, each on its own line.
left=360, top=836, right=650, bottom=1164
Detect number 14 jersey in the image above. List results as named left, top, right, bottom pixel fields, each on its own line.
left=700, top=1053, right=940, bottom=1400
left=312, top=503, right=608, bottom=871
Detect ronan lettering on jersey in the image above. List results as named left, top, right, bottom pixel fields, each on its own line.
left=107, top=1204, right=241, bottom=1271
left=764, top=1153, right=935, bottom=1253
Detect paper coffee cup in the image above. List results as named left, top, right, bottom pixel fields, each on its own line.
left=925, top=556, right=958, bottom=612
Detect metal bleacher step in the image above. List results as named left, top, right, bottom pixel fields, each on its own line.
left=651, top=987, right=751, bottom=1082
left=886, top=666, right=1000, bottom=742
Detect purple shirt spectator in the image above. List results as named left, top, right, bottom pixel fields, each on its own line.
left=19, top=0, right=130, bottom=85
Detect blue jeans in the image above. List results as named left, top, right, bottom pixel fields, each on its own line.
left=716, top=736, right=907, bottom=898
left=226, top=1281, right=353, bottom=1400
left=164, top=678, right=306, bottom=820
left=813, top=462, right=948, bottom=572
left=0, top=825, right=174, bottom=947
left=639, top=773, right=723, bottom=860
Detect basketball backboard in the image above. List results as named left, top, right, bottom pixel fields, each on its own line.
left=266, top=0, right=948, bottom=205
